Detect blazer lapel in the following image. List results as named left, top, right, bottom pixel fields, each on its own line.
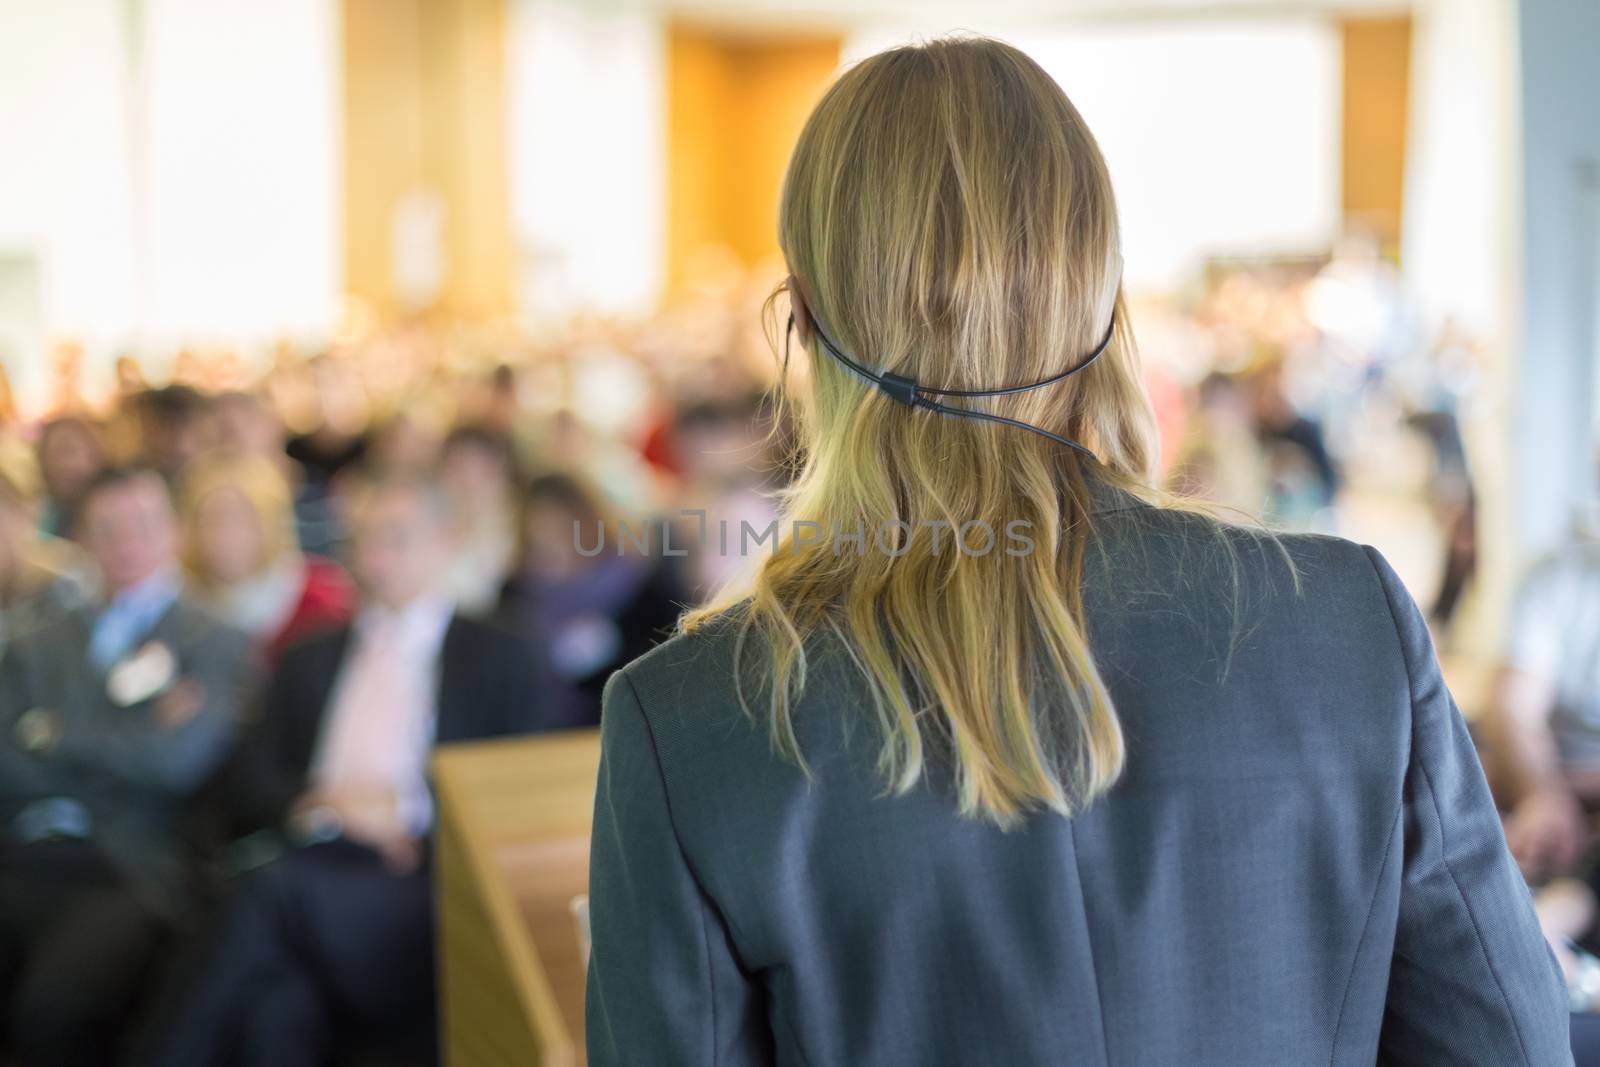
left=141, top=598, right=190, bottom=654
left=1084, top=475, right=1149, bottom=517
left=306, top=626, right=352, bottom=730
left=57, top=605, right=109, bottom=720
left=284, top=626, right=354, bottom=772
left=432, top=616, right=466, bottom=746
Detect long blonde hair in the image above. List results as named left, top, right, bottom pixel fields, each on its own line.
left=686, top=36, right=1162, bottom=827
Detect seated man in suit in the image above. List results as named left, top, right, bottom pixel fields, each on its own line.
left=152, top=474, right=542, bottom=1067
left=0, top=466, right=253, bottom=1067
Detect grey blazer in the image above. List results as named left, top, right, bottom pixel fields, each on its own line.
left=587, top=488, right=1572, bottom=1066
left=0, top=598, right=255, bottom=917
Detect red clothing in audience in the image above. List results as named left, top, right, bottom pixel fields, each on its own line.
left=637, top=411, right=682, bottom=477
left=263, top=556, right=354, bottom=666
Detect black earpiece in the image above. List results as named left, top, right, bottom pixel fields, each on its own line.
left=792, top=311, right=1114, bottom=458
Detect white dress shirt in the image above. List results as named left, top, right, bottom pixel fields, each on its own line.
left=309, top=595, right=454, bottom=833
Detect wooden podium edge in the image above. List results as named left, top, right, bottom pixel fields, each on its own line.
left=434, top=745, right=578, bottom=1067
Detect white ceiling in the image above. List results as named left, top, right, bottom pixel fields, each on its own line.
left=657, top=0, right=1414, bottom=35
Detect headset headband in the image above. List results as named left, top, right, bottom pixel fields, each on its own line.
left=795, top=311, right=1115, bottom=458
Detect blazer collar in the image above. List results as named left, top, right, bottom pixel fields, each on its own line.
left=1083, top=474, right=1152, bottom=517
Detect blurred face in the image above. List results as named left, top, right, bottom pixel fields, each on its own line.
left=675, top=418, right=762, bottom=483
left=1248, top=370, right=1291, bottom=424
left=144, top=416, right=214, bottom=479
left=38, top=422, right=103, bottom=500
left=524, top=499, right=585, bottom=577
left=351, top=487, right=447, bottom=609
left=79, top=476, right=179, bottom=594
left=194, top=485, right=267, bottom=585
left=440, top=443, right=508, bottom=505
left=370, top=417, right=439, bottom=477
left=214, top=397, right=283, bottom=457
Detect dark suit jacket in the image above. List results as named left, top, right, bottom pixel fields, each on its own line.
left=216, top=612, right=543, bottom=837
left=0, top=600, right=254, bottom=917
left=586, top=485, right=1573, bottom=1066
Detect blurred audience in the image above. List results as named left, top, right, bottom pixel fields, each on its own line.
left=179, top=454, right=355, bottom=667
left=0, top=467, right=254, bottom=1067
left=211, top=391, right=286, bottom=461
left=135, top=387, right=216, bottom=484
left=499, top=472, right=685, bottom=730
left=35, top=415, right=107, bottom=537
left=667, top=393, right=789, bottom=598
left=208, top=390, right=347, bottom=560
left=437, top=425, right=519, bottom=617
left=1484, top=531, right=1600, bottom=883
left=150, top=476, right=543, bottom=1066
left=1473, top=515, right=1600, bottom=1017
left=282, top=357, right=369, bottom=493
left=1245, top=360, right=1339, bottom=526
left=0, top=468, right=91, bottom=650
left=363, top=412, right=440, bottom=481
left=1168, top=371, right=1269, bottom=516
left=2, top=237, right=1574, bottom=1051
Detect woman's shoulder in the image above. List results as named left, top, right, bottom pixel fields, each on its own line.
left=1090, top=502, right=1400, bottom=643
left=1087, top=480, right=1365, bottom=565
left=610, top=610, right=746, bottom=708
left=1096, top=497, right=1375, bottom=576
left=598, top=613, right=767, bottom=780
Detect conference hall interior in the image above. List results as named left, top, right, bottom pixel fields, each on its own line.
left=0, top=0, right=1597, bottom=1063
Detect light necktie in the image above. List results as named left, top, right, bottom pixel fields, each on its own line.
left=314, top=617, right=428, bottom=796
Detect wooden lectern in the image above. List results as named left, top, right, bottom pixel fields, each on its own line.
left=433, top=730, right=602, bottom=1067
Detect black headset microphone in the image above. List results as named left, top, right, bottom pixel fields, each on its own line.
left=793, top=311, right=1115, bottom=459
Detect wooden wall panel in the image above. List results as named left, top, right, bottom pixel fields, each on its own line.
left=667, top=25, right=841, bottom=293
left=1341, top=15, right=1413, bottom=249
left=341, top=0, right=511, bottom=320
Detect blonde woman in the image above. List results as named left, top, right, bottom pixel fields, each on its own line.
left=181, top=453, right=353, bottom=665
left=586, top=38, right=1568, bottom=1066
